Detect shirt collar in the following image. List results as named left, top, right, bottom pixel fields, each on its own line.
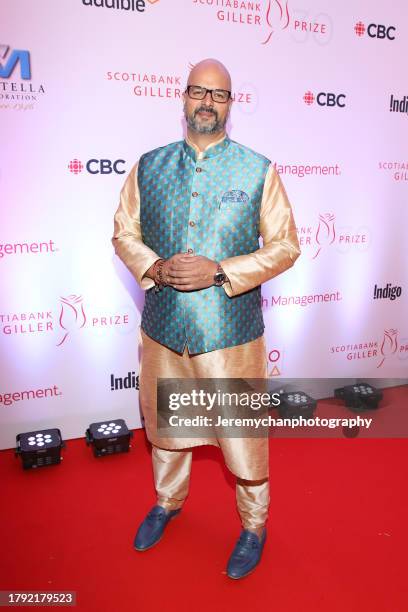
left=183, top=133, right=230, bottom=161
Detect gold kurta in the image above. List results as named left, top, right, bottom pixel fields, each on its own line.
left=112, top=135, right=301, bottom=480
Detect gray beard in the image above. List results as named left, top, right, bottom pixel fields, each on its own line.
left=185, top=106, right=227, bottom=134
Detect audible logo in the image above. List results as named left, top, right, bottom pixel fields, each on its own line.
left=82, top=0, right=147, bottom=12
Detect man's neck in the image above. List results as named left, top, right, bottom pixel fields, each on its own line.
left=186, top=128, right=226, bottom=152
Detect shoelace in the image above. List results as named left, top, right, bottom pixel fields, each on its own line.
left=146, top=510, right=167, bottom=525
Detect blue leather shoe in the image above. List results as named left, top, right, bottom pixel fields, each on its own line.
left=134, top=505, right=181, bottom=551
left=226, top=529, right=267, bottom=579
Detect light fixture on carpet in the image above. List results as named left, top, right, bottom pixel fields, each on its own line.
left=15, top=428, right=65, bottom=470
left=85, top=418, right=132, bottom=457
left=276, top=391, right=317, bottom=419
left=334, top=383, right=383, bottom=411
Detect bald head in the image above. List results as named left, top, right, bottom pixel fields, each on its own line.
left=187, top=58, right=232, bottom=91
left=183, top=58, right=233, bottom=137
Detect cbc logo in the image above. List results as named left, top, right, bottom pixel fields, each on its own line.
left=303, top=91, right=346, bottom=108
left=354, top=22, right=396, bottom=40
left=68, top=159, right=126, bottom=175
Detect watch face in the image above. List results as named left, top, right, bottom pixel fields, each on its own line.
left=214, top=272, right=226, bottom=285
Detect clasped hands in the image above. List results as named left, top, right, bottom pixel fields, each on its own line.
left=148, top=253, right=218, bottom=291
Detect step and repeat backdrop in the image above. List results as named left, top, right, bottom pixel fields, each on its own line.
left=1, top=0, right=407, bottom=449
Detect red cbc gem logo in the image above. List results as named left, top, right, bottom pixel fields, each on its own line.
left=354, top=22, right=365, bottom=36
left=303, top=91, right=315, bottom=105
left=68, top=159, right=84, bottom=174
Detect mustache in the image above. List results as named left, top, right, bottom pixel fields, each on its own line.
left=193, top=106, right=218, bottom=119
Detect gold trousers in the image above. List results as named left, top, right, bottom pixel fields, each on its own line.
left=152, top=445, right=270, bottom=529
left=139, top=327, right=269, bottom=481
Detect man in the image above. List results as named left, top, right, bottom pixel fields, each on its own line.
left=112, top=58, right=300, bottom=579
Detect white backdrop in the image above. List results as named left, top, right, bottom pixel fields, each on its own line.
left=1, top=0, right=407, bottom=449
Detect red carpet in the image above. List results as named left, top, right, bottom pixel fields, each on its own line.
left=1, top=393, right=407, bottom=611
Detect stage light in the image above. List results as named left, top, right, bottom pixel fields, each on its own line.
left=15, top=428, right=65, bottom=470
left=85, top=418, right=133, bottom=457
left=334, top=383, right=383, bottom=412
left=276, top=391, right=317, bottom=419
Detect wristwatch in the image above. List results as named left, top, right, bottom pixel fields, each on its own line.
left=213, top=263, right=227, bottom=286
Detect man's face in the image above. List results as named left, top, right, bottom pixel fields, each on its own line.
left=183, top=69, right=232, bottom=135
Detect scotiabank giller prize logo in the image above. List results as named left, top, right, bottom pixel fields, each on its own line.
left=57, top=295, right=86, bottom=346
left=106, top=69, right=183, bottom=99
left=0, top=294, right=133, bottom=345
left=297, top=213, right=370, bottom=259
left=106, top=66, right=256, bottom=110
left=0, top=44, right=45, bottom=111
left=378, top=161, right=408, bottom=182
left=330, top=329, right=407, bottom=368
left=378, top=329, right=399, bottom=368
left=192, top=1, right=331, bottom=45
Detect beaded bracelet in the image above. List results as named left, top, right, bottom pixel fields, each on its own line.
left=157, top=260, right=166, bottom=286
left=153, top=258, right=167, bottom=293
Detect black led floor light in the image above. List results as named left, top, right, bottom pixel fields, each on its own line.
left=85, top=418, right=133, bottom=457
left=276, top=391, right=317, bottom=419
left=334, top=383, right=383, bottom=412
left=15, top=428, right=65, bottom=470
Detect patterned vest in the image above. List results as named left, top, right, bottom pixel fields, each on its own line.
left=139, top=136, right=270, bottom=354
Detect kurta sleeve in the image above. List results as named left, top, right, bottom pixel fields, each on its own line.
left=112, top=161, right=161, bottom=290
left=220, top=164, right=301, bottom=297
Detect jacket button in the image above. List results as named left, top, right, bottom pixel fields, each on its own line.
left=189, top=220, right=195, bottom=227
left=196, top=167, right=202, bottom=173
left=192, top=191, right=198, bottom=197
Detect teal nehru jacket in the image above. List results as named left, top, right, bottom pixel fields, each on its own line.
left=112, top=135, right=301, bottom=355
